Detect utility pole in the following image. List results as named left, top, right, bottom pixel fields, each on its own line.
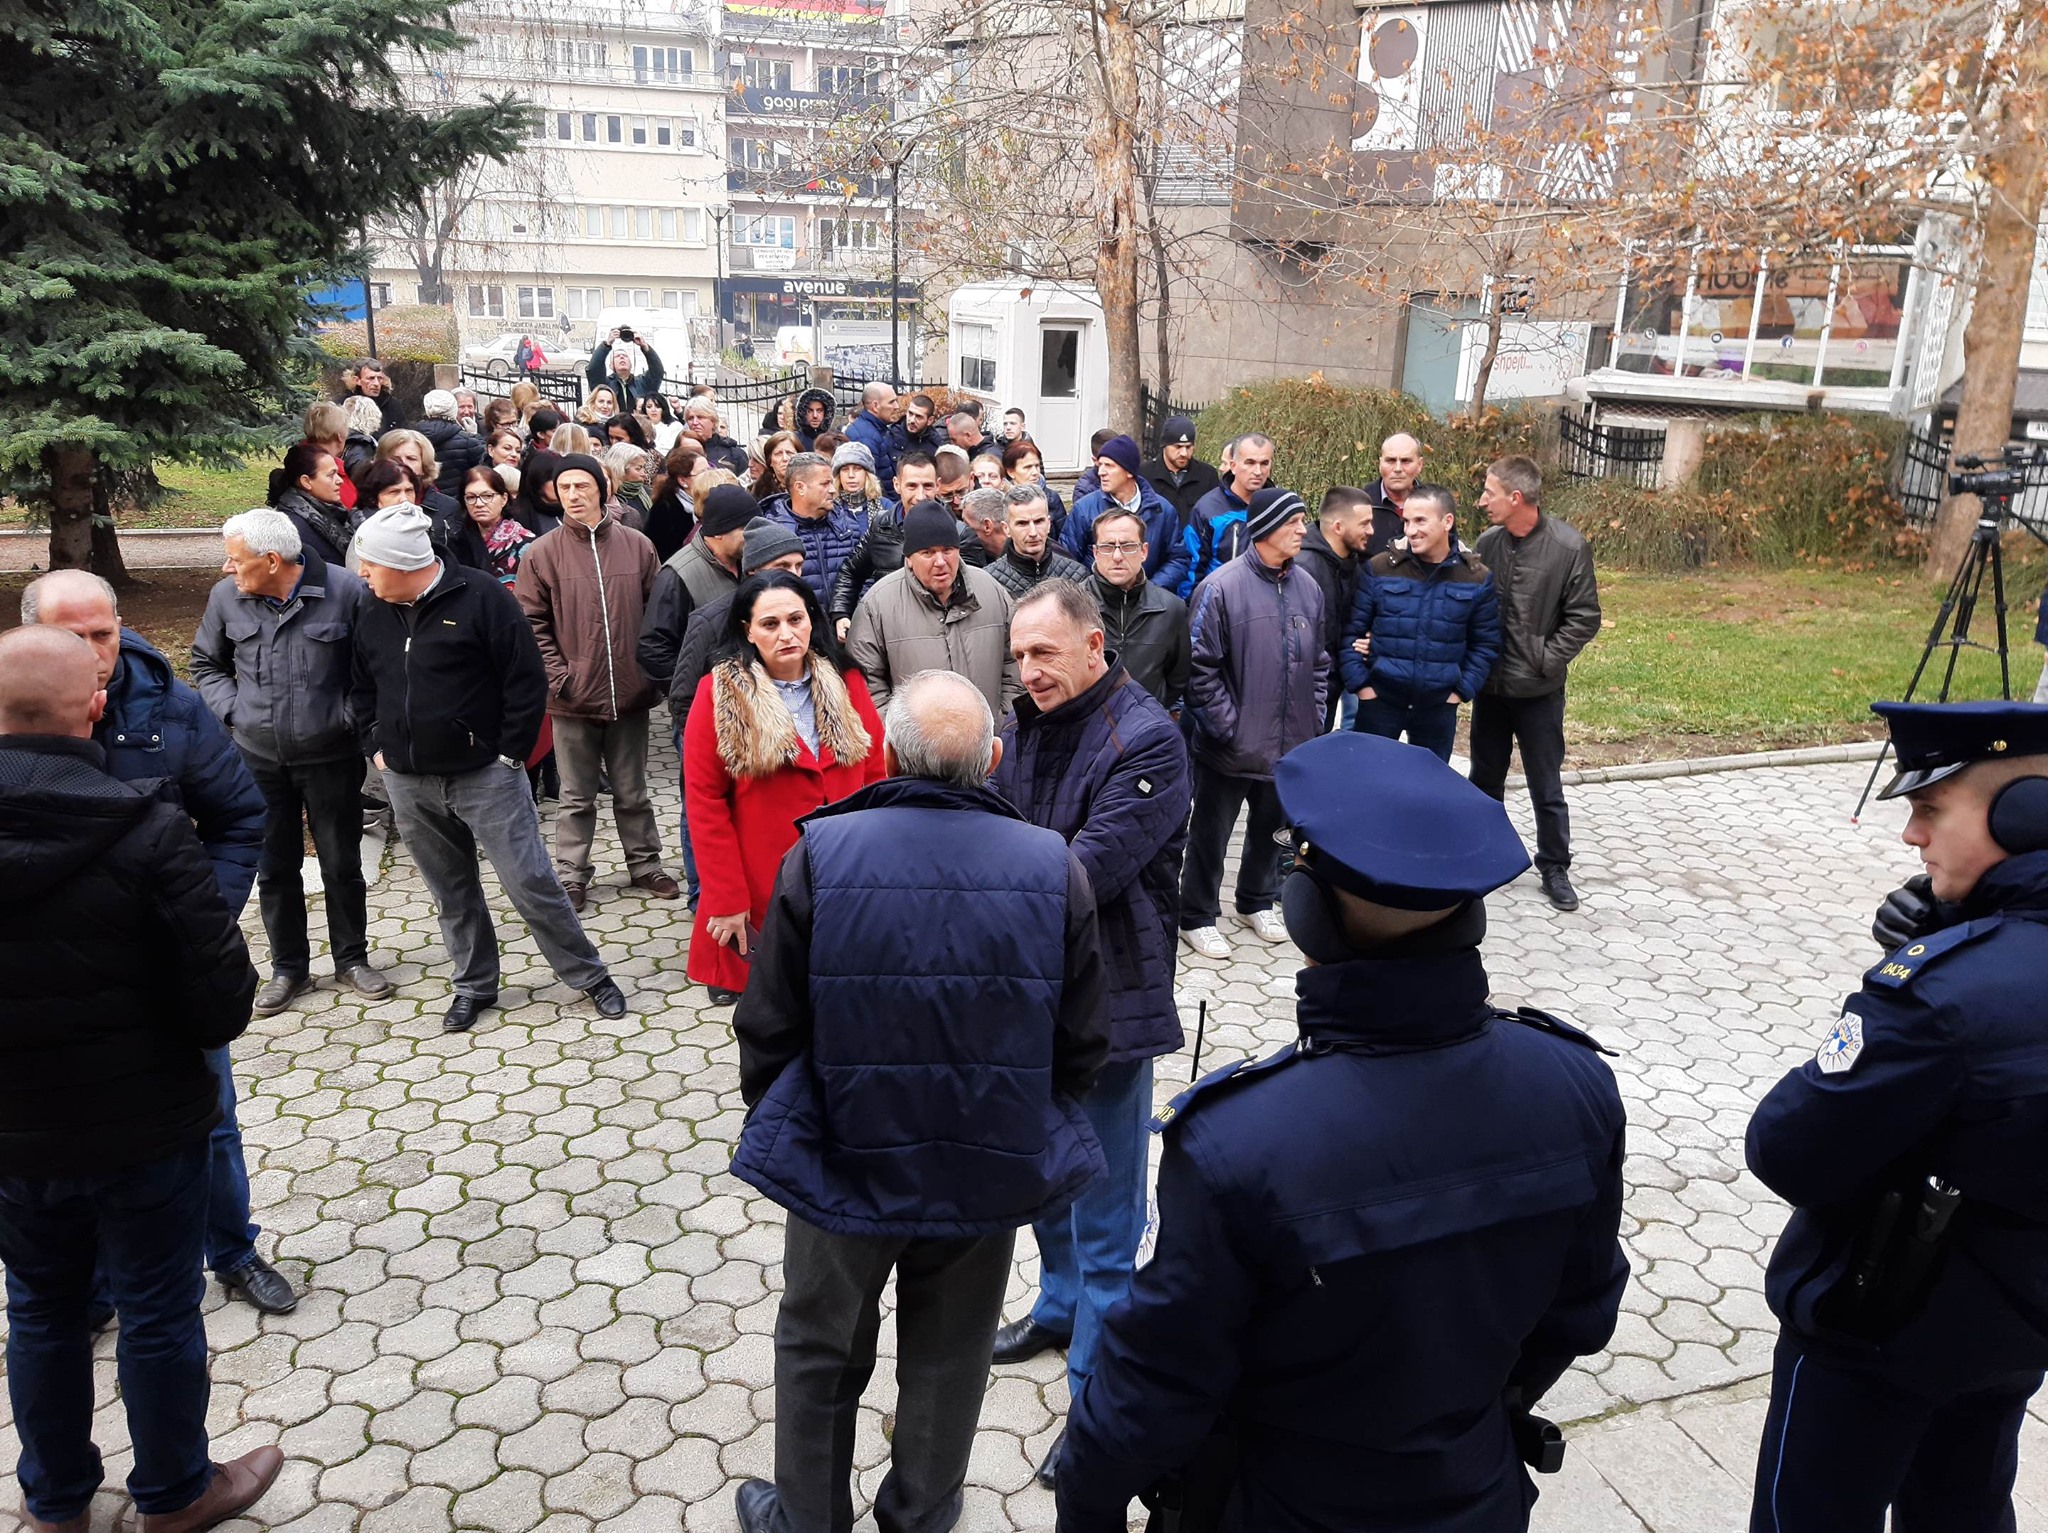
left=870, top=136, right=914, bottom=386
left=711, top=207, right=728, bottom=354
left=361, top=221, right=379, bottom=359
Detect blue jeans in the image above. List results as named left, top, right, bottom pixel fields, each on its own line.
left=205, top=1046, right=258, bottom=1274
left=1353, top=693, right=1459, bottom=762
left=0, top=1141, right=215, bottom=1521
left=1030, top=1058, right=1154, bottom=1395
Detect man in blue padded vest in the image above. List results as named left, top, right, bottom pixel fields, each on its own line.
left=1058, top=730, right=1627, bottom=1533
left=1747, top=699, right=2048, bottom=1533
left=729, top=667, right=1109, bottom=1533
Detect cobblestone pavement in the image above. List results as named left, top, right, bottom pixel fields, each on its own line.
left=0, top=746, right=1984, bottom=1532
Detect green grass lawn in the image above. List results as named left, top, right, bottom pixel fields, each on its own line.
left=1566, top=562, right=2045, bottom=758
left=0, top=460, right=274, bottom=529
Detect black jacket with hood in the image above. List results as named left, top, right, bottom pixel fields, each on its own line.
left=0, top=736, right=256, bottom=1176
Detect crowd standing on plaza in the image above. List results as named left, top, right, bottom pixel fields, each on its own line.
left=0, top=349, right=2042, bottom=1533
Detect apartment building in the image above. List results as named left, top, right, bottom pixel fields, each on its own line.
left=370, top=0, right=728, bottom=358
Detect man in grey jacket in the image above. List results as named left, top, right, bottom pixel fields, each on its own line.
left=1177, top=488, right=1327, bottom=959
left=1471, top=455, right=1602, bottom=912
left=846, top=502, right=1022, bottom=718
left=191, top=509, right=390, bottom=1014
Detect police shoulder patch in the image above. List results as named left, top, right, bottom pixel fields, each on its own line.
left=1150, top=1044, right=1301, bottom=1133
left=1865, top=917, right=2001, bottom=991
left=1815, top=1010, right=1864, bottom=1075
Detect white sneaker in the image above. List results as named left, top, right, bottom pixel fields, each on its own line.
left=1245, top=909, right=1290, bottom=944
left=1180, top=925, right=1230, bottom=960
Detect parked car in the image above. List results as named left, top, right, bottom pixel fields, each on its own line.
left=460, top=332, right=565, bottom=378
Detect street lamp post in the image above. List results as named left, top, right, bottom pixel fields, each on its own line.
left=711, top=208, right=728, bottom=351
left=870, top=137, right=914, bottom=388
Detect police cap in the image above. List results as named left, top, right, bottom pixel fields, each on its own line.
left=1872, top=699, right=2048, bottom=799
left=1274, top=733, right=1531, bottom=909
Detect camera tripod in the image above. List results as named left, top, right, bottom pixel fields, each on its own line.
left=1853, top=491, right=2037, bottom=821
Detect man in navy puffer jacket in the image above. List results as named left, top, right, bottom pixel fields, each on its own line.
left=990, top=581, right=1192, bottom=1487
left=729, top=669, right=1108, bottom=1533
left=1341, top=484, right=1500, bottom=763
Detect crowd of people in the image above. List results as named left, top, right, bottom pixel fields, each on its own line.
left=7, top=346, right=2032, bottom=1533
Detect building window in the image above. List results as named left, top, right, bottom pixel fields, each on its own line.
left=633, top=207, right=654, bottom=240
left=368, top=282, right=392, bottom=310
left=517, top=286, right=555, bottom=319
left=615, top=288, right=652, bottom=308
left=467, top=284, right=506, bottom=320
left=565, top=287, right=604, bottom=320
left=735, top=57, right=794, bottom=91
left=631, top=116, right=648, bottom=146
left=736, top=214, right=797, bottom=248
left=957, top=322, right=997, bottom=393
left=582, top=112, right=598, bottom=142
left=656, top=121, right=672, bottom=147
left=555, top=111, right=573, bottom=142
left=682, top=208, right=704, bottom=242
left=677, top=120, right=698, bottom=149
left=605, top=115, right=623, bottom=144
left=818, top=63, right=875, bottom=96
left=609, top=206, right=628, bottom=239
left=662, top=290, right=686, bottom=310
left=659, top=208, right=679, bottom=241
left=633, top=45, right=692, bottom=82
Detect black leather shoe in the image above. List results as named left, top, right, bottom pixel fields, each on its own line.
left=586, top=978, right=628, bottom=1018
left=443, top=993, right=497, bottom=1033
left=1035, top=1427, right=1065, bottom=1489
left=990, top=1317, right=1070, bottom=1365
left=252, top=973, right=310, bottom=1017
left=705, top=986, right=742, bottom=1008
left=217, top=1255, right=297, bottom=1315
left=1539, top=868, right=1581, bottom=912
left=734, top=1477, right=779, bottom=1533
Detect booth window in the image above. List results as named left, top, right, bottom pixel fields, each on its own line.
left=957, top=323, right=997, bottom=393
left=1041, top=329, right=1080, bottom=399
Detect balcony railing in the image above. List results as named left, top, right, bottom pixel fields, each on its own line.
left=728, top=168, right=884, bottom=198
left=727, top=243, right=888, bottom=272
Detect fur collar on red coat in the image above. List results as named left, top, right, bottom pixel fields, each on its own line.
left=709, top=654, right=873, bottom=779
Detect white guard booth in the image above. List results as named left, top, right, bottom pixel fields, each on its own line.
left=945, top=281, right=1110, bottom=473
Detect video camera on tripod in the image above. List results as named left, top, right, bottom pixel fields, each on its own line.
left=1949, top=445, right=2041, bottom=505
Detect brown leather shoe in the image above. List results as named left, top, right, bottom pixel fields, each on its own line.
left=138, top=1445, right=285, bottom=1532
left=563, top=882, right=587, bottom=912
left=21, top=1506, right=87, bottom=1533
left=632, top=870, right=682, bottom=899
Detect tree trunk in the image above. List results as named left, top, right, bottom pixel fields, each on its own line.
left=1468, top=298, right=1507, bottom=419
left=89, top=469, right=131, bottom=587
left=1088, top=0, right=1144, bottom=438
left=44, top=447, right=97, bottom=571
left=1149, top=205, right=1174, bottom=436
left=1927, top=30, right=2048, bottom=580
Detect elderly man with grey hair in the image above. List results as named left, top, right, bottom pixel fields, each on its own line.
left=727, top=668, right=1109, bottom=1533
left=191, top=508, right=389, bottom=1016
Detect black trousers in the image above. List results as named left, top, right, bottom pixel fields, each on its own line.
left=1750, top=1331, right=2040, bottom=1533
left=772, top=1217, right=1016, bottom=1533
left=247, top=753, right=369, bottom=978
left=1178, top=761, right=1287, bottom=928
left=1467, top=689, right=1571, bottom=872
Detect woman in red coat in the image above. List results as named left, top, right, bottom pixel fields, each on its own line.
left=684, top=570, right=887, bottom=1004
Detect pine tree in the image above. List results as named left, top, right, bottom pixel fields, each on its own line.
left=0, top=0, right=524, bottom=571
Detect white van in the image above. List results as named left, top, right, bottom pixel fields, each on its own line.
left=589, top=307, right=694, bottom=391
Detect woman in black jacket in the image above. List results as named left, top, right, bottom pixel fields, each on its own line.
left=269, top=442, right=362, bottom=568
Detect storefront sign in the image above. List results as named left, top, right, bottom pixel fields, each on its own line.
left=726, top=276, right=918, bottom=299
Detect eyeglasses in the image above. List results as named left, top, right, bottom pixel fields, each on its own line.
left=1096, top=542, right=1144, bottom=557
left=463, top=491, right=503, bottom=505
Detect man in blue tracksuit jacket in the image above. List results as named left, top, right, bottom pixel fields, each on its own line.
left=1341, top=483, right=1501, bottom=762
left=1178, top=433, right=1274, bottom=599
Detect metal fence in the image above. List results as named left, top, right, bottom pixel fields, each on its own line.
left=661, top=365, right=813, bottom=446
left=1557, top=414, right=1666, bottom=489
left=1893, top=424, right=2048, bottom=534
left=457, top=365, right=583, bottom=409
left=1138, top=385, right=1213, bottom=452
left=829, top=373, right=946, bottom=417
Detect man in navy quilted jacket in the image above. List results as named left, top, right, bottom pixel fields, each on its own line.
left=728, top=668, right=1108, bottom=1533
left=1341, top=484, right=1501, bottom=763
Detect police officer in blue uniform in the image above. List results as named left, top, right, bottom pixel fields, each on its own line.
left=1748, top=700, right=2048, bottom=1533
left=1055, top=731, right=1628, bottom=1533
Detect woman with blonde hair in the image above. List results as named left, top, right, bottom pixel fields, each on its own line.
left=549, top=422, right=595, bottom=457
left=375, top=428, right=458, bottom=518
left=578, top=383, right=621, bottom=426
left=683, top=571, right=885, bottom=1005
left=508, top=379, right=542, bottom=430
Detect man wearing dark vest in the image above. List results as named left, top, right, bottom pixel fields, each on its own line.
left=728, top=668, right=1109, bottom=1533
